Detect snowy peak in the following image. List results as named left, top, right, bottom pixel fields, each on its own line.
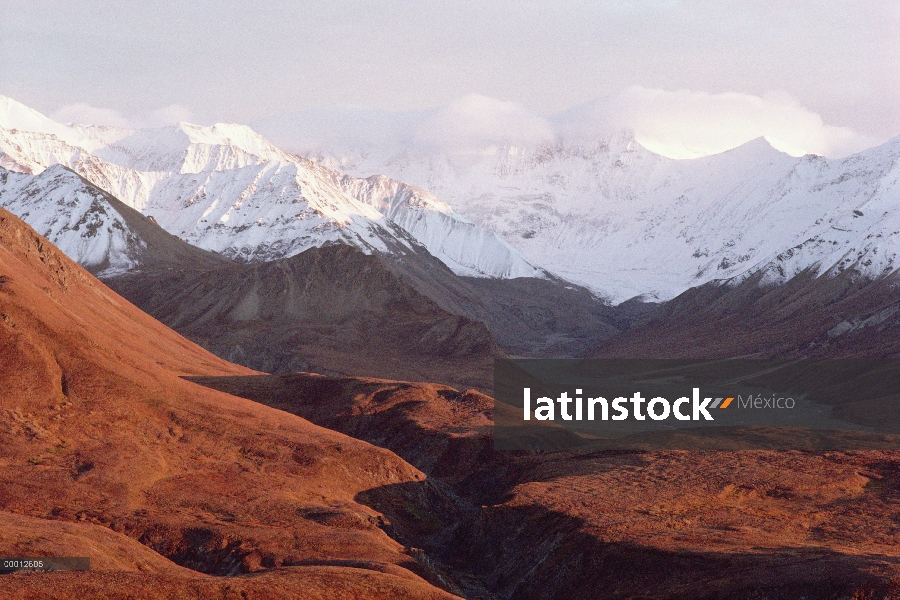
left=0, top=95, right=83, bottom=148
left=834, top=134, right=900, bottom=178
left=284, top=112, right=899, bottom=303
left=0, top=95, right=543, bottom=282
left=553, top=127, right=641, bottom=153
left=337, top=174, right=455, bottom=219
left=710, top=136, right=786, bottom=162
left=335, top=172, right=542, bottom=278
left=143, top=159, right=413, bottom=264
left=0, top=164, right=150, bottom=275
left=88, top=121, right=296, bottom=174
left=181, top=122, right=288, bottom=156
left=70, top=123, right=135, bottom=148
left=0, top=163, right=230, bottom=276
left=0, top=124, right=101, bottom=175
left=0, top=98, right=294, bottom=174
left=685, top=137, right=791, bottom=178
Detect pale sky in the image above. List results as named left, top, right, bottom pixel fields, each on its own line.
left=1, top=1, right=897, bottom=157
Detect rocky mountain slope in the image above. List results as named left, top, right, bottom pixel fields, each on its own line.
left=107, top=243, right=500, bottom=391
left=0, top=207, right=462, bottom=598
left=593, top=268, right=900, bottom=359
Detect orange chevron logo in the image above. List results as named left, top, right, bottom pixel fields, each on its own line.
left=710, top=397, right=734, bottom=409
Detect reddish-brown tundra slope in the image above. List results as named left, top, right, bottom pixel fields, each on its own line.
left=0, top=207, right=459, bottom=598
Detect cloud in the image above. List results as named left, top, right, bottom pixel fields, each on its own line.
left=555, top=87, right=881, bottom=159
left=266, top=90, right=880, bottom=161
left=144, top=104, right=194, bottom=128
left=404, top=90, right=880, bottom=159
left=50, top=103, right=195, bottom=129
left=255, top=98, right=555, bottom=157
left=414, top=94, right=556, bottom=152
left=50, top=103, right=135, bottom=129
left=254, top=105, right=421, bottom=155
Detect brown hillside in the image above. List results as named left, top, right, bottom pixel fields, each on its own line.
left=0, top=208, right=458, bottom=598
left=194, top=372, right=900, bottom=599
left=187, top=373, right=496, bottom=484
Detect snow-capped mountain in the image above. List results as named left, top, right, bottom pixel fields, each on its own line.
left=6, top=94, right=898, bottom=304
left=0, top=96, right=542, bottom=279
left=263, top=108, right=900, bottom=303
left=0, top=165, right=148, bottom=275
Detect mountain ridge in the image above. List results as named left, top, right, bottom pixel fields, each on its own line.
left=263, top=107, right=899, bottom=303
left=0, top=94, right=543, bottom=281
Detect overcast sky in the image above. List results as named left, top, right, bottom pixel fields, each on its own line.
left=1, top=1, right=897, bottom=157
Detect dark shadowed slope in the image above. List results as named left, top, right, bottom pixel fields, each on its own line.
left=593, top=270, right=900, bottom=359
left=375, top=246, right=648, bottom=358
left=105, top=235, right=645, bottom=393
left=106, top=243, right=499, bottom=392
left=0, top=208, right=459, bottom=599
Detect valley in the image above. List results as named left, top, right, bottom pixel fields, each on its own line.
left=2, top=94, right=900, bottom=599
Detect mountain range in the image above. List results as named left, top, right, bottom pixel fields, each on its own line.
left=5, top=93, right=900, bottom=379
left=5, top=94, right=900, bottom=310
left=5, top=92, right=900, bottom=599
left=4, top=206, right=900, bottom=598
left=0, top=95, right=540, bottom=280
left=260, top=107, right=900, bottom=303
left=0, top=96, right=645, bottom=378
